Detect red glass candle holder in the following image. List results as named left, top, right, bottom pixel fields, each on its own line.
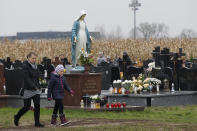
left=122, top=102, right=126, bottom=108
left=114, top=103, right=118, bottom=108
left=106, top=103, right=109, bottom=108
left=118, top=102, right=121, bottom=108
left=111, top=103, right=114, bottom=108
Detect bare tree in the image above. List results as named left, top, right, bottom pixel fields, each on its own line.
left=179, top=29, right=197, bottom=38
left=137, top=22, right=169, bottom=39
left=107, top=26, right=124, bottom=40
left=94, top=25, right=107, bottom=40
left=115, top=26, right=123, bottom=39
left=107, top=29, right=115, bottom=40
left=129, top=28, right=142, bottom=39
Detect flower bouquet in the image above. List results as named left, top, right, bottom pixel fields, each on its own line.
left=79, top=48, right=94, bottom=66
left=113, top=80, right=122, bottom=94
left=143, top=78, right=161, bottom=92
left=131, top=74, right=144, bottom=93
left=39, top=78, right=48, bottom=88
left=90, top=94, right=101, bottom=103
left=122, top=80, right=132, bottom=94
left=113, top=80, right=122, bottom=88
left=39, top=78, right=48, bottom=93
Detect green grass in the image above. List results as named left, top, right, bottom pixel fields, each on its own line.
left=0, top=105, right=197, bottom=130
left=41, top=124, right=185, bottom=131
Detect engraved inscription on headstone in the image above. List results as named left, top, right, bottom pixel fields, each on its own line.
left=82, top=79, right=98, bottom=93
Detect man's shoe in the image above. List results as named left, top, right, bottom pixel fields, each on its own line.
left=35, top=123, right=44, bottom=127
left=14, top=115, right=19, bottom=126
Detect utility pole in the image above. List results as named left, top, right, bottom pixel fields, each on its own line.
left=129, top=0, right=141, bottom=39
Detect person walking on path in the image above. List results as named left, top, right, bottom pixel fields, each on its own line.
left=47, top=64, right=74, bottom=126
left=14, top=52, right=44, bottom=127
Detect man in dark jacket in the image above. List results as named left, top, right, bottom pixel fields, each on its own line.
left=14, top=52, right=44, bottom=127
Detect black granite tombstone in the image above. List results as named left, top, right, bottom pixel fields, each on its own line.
left=13, top=60, right=23, bottom=69
left=126, top=66, right=143, bottom=79
left=37, top=64, right=45, bottom=77
left=160, top=48, right=170, bottom=68
left=46, top=64, right=55, bottom=79
left=0, top=59, right=4, bottom=65
left=143, top=59, right=154, bottom=68
left=93, top=66, right=111, bottom=90
left=179, top=67, right=197, bottom=91
left=61, top=57, right=70, bottom=67
left=152, top=46, right=161, bottom=67
left=185, top=62, right=193, bottom=68
left=119, top=60, right=132, bottom=79
left=41, top=57, right=47, bottom=68
left=4, top=68, right=24, bottom=95
left=0, top=64, right=4, bottom=94
left=99, top=61, right=110, bottom=67
left=5, top=57, right=13, bottom=69
left=111, top=66, right=120, bottom=83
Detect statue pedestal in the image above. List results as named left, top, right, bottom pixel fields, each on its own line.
left=63, top=73, right=102, bottom=106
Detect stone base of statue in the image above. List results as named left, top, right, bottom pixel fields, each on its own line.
left=63, top=73, right=102, bottom=106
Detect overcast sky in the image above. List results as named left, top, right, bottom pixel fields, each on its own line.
left=0, top=0, right=197, bottom=37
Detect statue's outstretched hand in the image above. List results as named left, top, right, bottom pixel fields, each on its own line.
left=90, top=36, right=93, bottom=41
left=74, top=37, right=77, bottom=43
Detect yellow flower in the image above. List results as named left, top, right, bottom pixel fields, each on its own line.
left=143, top=84, right=149, bottom=89
left=81, top=48, right=85, bottom=52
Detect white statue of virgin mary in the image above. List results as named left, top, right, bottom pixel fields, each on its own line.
left=71, top=10, right=92, bottom=67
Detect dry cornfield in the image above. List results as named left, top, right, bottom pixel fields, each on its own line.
left=0, top=38, right=197, bottom=64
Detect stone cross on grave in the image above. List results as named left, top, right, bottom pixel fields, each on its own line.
left=178, top=48, right=186, bottom=58
left=160, top=48, right=170, bottom=68
left=152, top=46, right=161, bottom=68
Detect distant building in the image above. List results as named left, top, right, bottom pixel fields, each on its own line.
left=0, top=36, right=17, bottom=41
left=0, top=31, right=100, bottom=41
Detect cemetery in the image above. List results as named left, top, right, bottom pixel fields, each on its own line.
left=1, top=0, right=197, bottom=130
left=0, top=44, right=197, bottom=130
left=0, top=46, right=197, bottom=109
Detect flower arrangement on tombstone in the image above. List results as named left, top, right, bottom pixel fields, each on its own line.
left=145, top=62, right=155, bottom=77
left=131, top=74, right=145, bottom=94
left=79, top=48, right=94, bottom=73
left=122, top=80, right=132, bottom=94
left=143, top=78, right=161, bottom=92
left=39, top=78, right=48, bottom=93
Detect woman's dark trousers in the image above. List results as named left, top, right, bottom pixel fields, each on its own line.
left=53, top=99, right=64, bottom=115
left=15, top=94, right=41, bottom=125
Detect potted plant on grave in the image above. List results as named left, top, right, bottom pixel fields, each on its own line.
left=79, top=48, right=94, bottom=73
